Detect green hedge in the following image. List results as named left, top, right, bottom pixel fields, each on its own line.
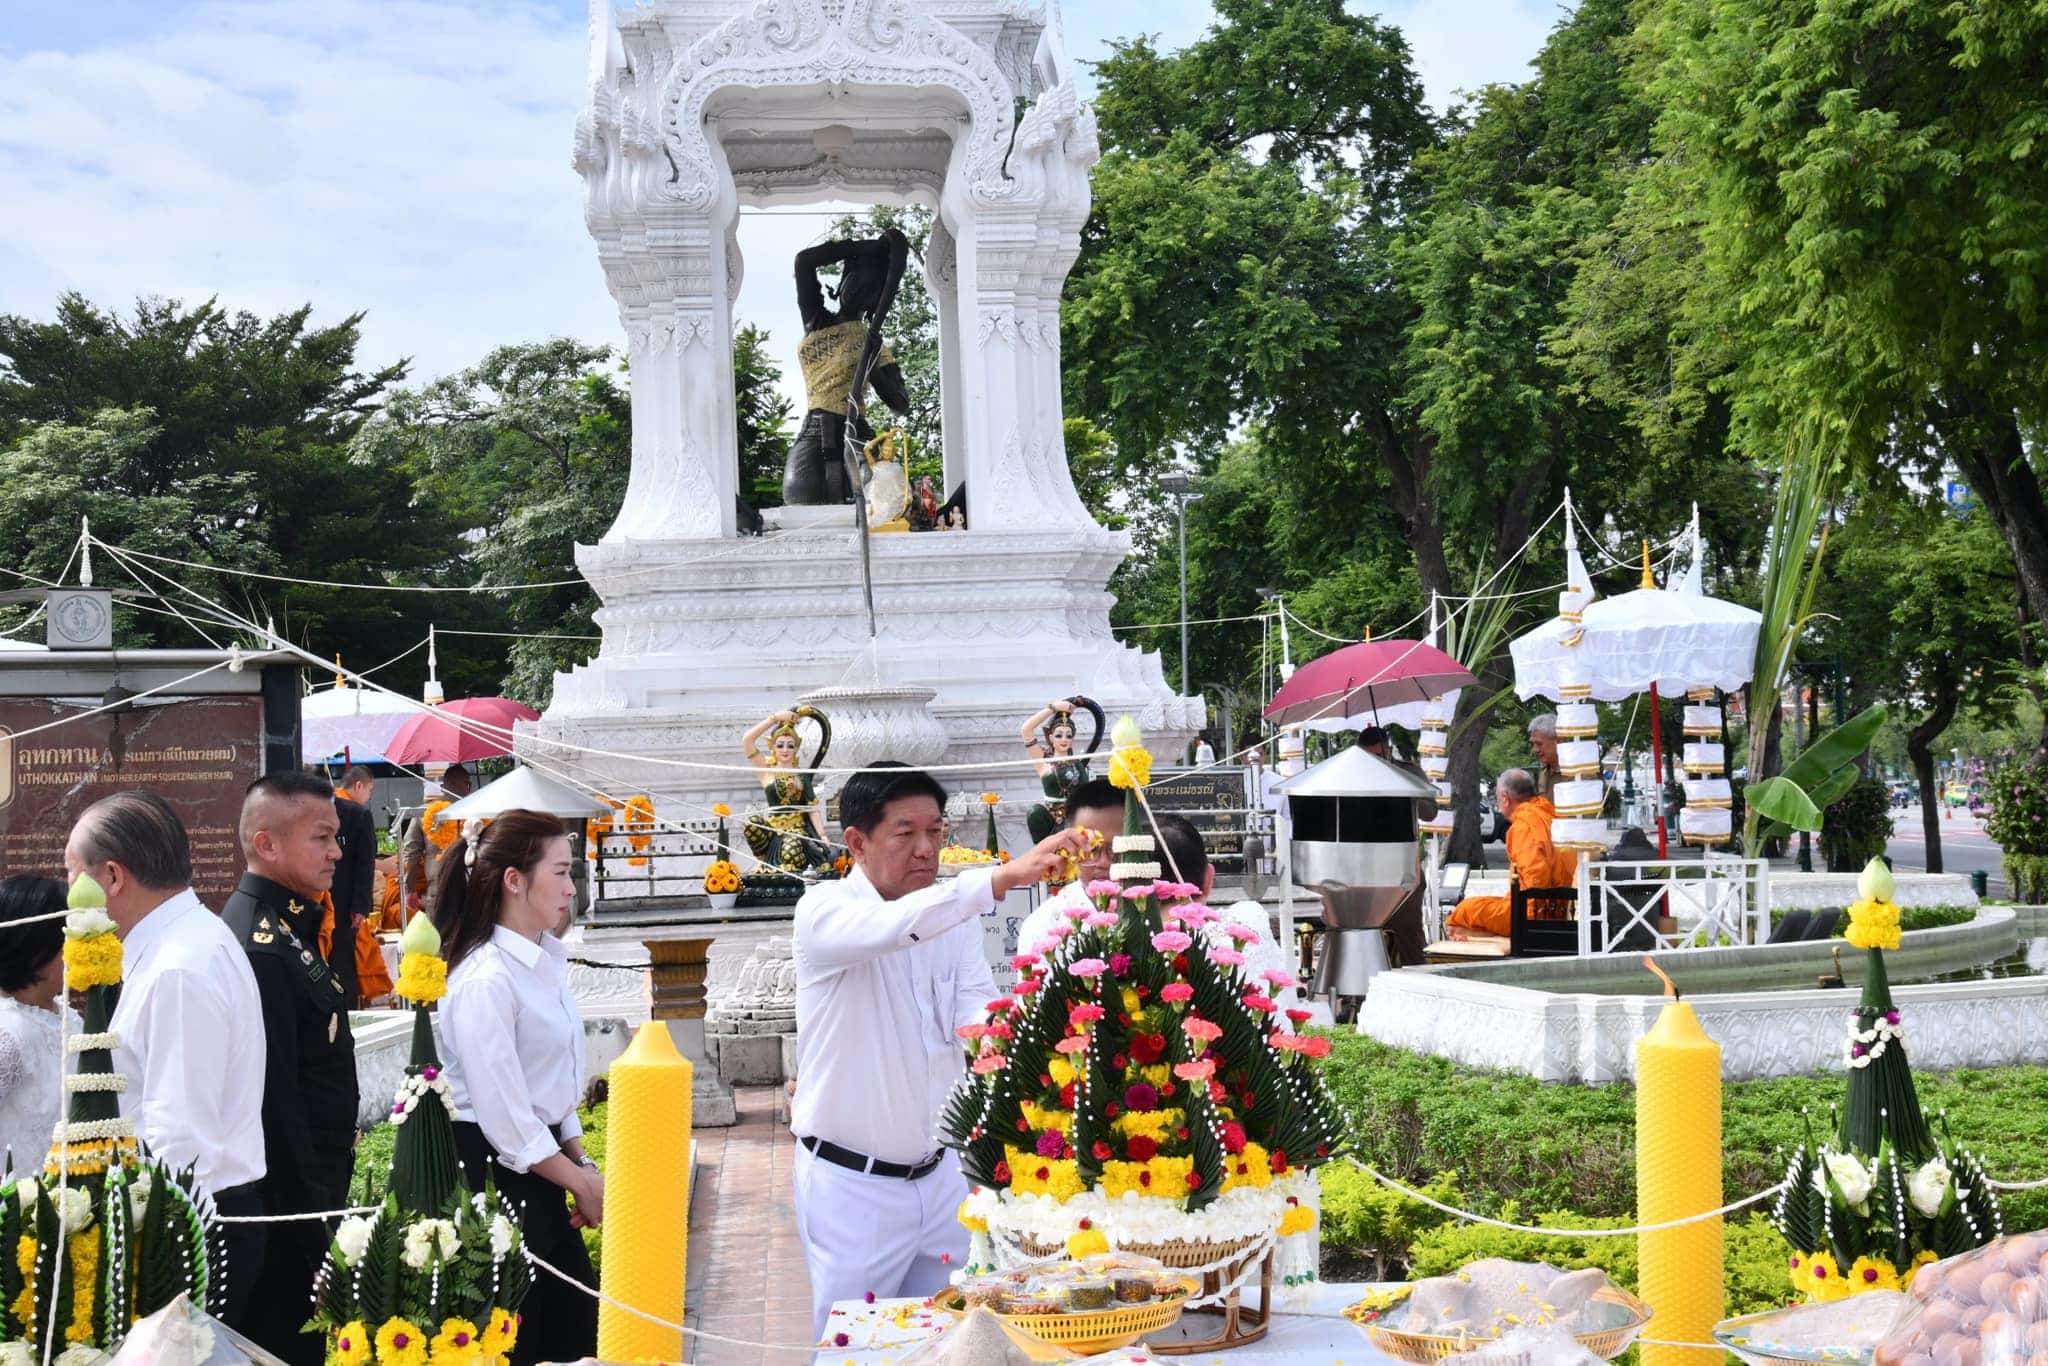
left=1312, top=1032, right=2048, bottom=1289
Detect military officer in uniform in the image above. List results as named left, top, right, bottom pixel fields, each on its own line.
left=224, top=772, right=360, bottom=1366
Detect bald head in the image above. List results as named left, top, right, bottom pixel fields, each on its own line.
left=240, top=773, right=340, bottom=898
left=1495, top=767, right=1537, bottom=816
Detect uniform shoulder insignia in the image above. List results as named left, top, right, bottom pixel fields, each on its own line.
left=256, top=917, right=272, bottom=931
left=252, top=931, right=275, bottom=945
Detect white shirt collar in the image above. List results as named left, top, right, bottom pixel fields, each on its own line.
left=489, top=923, right=561, bottom=969
left=120, top=887, right=204, bottom=958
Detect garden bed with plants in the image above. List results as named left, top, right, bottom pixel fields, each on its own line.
left=1312, top=1032, right=2048, bottom=1311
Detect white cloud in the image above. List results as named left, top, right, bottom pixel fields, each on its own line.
left=0, top=0, right=1558, bottom=415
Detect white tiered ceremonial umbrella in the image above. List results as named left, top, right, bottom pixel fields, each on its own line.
left=1511, top=504, right=1761, bottom=853
left=302, top=677, right=422, bottom=764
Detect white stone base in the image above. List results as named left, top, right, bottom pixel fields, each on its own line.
left=521, top=527, right=1200, bottom=814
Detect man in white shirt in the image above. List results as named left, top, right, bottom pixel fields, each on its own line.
left=64, top=790, right=269, bottom=1331
left=791, top=763, right=1088, bottom=1337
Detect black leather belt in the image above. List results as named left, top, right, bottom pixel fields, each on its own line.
left=799, top=1134, right=944, bottom=1181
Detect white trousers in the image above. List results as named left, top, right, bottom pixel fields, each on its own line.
left=792, top=1143, right=969, bottom=1339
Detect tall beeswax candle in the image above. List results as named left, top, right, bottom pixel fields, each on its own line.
left=597, top=1022, right=694, bottom=1363
left=1636, top=991, right=1723, bottom=1366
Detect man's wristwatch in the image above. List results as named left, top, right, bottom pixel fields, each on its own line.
left=576, top=1155, right=598, bottom=1172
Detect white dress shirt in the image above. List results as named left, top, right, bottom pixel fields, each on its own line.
left=791, top=865, right=999, bottom=1165
left=440, top=925, right=586, bottom=1173
left=112, top=888, right=267, bottom=1197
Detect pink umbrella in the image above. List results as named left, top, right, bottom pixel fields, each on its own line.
left=384, top=697, right=541, bottom=766
left=1262, top=639, right=1475, bottom=729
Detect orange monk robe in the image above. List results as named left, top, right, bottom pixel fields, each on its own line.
left=313, top=889, right=396, bottom=1003
left=1447, top=797, right=1578, bottom=936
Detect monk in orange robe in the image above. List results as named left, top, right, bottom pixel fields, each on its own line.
left=1448, top=768, right=1577, bottom=938
left=313, top=889, right=396, bottom=1004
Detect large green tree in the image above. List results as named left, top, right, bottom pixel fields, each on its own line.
left=0, top=294, right=467, bottom=686
left=1611, top=0, right=2048, bottom=757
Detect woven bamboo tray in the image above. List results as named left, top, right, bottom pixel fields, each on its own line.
left=934, top=1279, right=1197, bottom=1356
left=1011, top=1231, right=1266, bottom=1271
left=1357, top=1286, right=1653, bottom=1364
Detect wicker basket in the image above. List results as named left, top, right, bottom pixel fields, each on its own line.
left=1009, top=1231, right=1266, bottom=1271
left=934, top=1280, right=1196, bottom=1356
left=1361, top=1286, right=1653, bottom=1364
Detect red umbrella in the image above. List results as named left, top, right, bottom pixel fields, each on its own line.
left=1262, top=639, right=1475, bottom=729
left=384, top=697, right=541, bottom=766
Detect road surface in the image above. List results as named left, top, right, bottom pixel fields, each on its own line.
left=1885, top=803, right=2008, bottom=898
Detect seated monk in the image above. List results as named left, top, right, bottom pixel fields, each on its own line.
left=1448, top=768, right=1577, bottom=939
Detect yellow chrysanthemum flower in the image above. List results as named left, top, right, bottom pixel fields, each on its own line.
left=1805, top=1252, right=1846, bottom=1302
left=957, top=1199, right=988, bottom=1234
left=1222, top=1143, right=1273, bottom=1192
left=65, top=1226, right=100, bottom=1343
left=1846, top=1256, right=1901, bottom=1295
left=1844, top=896, right=1902, bottom=951
left=1278, top=1204, right=1317, bottom=1237
left=396, top=952, right=448, bottom=1005
left=479, top=1308, right=519, bottom=1360
left=376, top=1316, right=429, bottom=1366
left=63, top=933, right=123, bottom=990
left=1020, top=1102, right=1072, bottom=1135
left=1112, top=1109, right=1182, bottom=1140
left=1108, top=745, right=1153, bottom=790
left=430, top=1316, right=483, bottom=1364
left=333, top=1320, right=372, bottom=1366
left=1002, top=1148, right=1085, bottom=1202
left=1098, top=1156, right=1195, bottom=1201
left=1067, top=1228, right=1109, bottom=1258
left=1137, top=1064, right=1172, bottom=1090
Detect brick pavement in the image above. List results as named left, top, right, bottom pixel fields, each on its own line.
left=685, top=1085, right=813, bottom=1365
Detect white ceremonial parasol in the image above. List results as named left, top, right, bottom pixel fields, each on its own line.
left=1509, top=502, right=1762, bottom=854
left=301, top=679, right=424, bottom=763
left=439, top=764, right=611, bottom=821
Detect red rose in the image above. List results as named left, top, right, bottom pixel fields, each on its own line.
left=994, top=1161, right=1011, bottom=1182
left=1176, top=1127, right=1189, bottom=1141
left=1184, top=1172, right=1201, bottom=1189
left=1112, top=1053, right=1128, bottom=1070
left=1160, top=1081, right=1175, bottom=1098
left=1036, top=1166, right=1050, bottom=1181
left=1038, top=1073, right=1052, bottom=1087
left=1131, top=1032, right=1167, bottom=1064
left=1269, top=1149, right=1287, bottom=1173
left=1092, top=1141, right=1112, bottom=1160
left=1106, top=1103, right=1121, bottom=1119
left=1126, top=1135, right=1159, bottom=1162
left=1118, top=1014, right=1130, bottom=1026
left=1220, top=1122, right=1247, bottom=1156
left=1016, top=1118, right=1029, bottom=1132
left=1059, top=1081, right=1076, bottom=1108
left=1208, top=1079, right=1228, bottom=1104
left=1078, top=1218, right=1092, bottom=1230
left=1140, top=1171, right=1152, bottom=1188
left=1136, top=985, right=1151, bottom=999
left=1316, top=1144, right=1329, bottom=1158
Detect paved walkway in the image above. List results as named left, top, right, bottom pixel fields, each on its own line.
left=685, top=1085, right=814, bottom=1365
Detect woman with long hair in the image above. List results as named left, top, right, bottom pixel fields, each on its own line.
left=430, top=810, right=599, bottom=1365
left=0, top=875, right=75, bottom=1176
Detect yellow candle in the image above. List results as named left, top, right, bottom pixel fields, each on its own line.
left=1636, top=997, right=1723, bottom=1366
left=596, top=1023, right=694, bottom=1363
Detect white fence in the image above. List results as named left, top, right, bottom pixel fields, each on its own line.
left=1575, top=852, right=1770, bottom=953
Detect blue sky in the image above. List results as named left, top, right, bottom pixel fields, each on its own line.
left=0, top=1, right=1567, bottom=398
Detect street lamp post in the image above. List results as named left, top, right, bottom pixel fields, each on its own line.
left=1160, top=472, right=1201, bottom=758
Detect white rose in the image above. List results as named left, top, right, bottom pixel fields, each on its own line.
left=55, top=1345, right=104, bottom=1366
left=1908, top=1158, right=1953, bottom=1218
left=126, top=1170, right=153, bottom=1224
left=400, top=1222, right=434, bottom=1270
left=333, top=1215, right=375, bottom=1266
left=1825, top=1151, right=1874, bottom=1211
left=489, top=1213, right=516, bottom=1261
left=58, top=1186, right=95, bottom=1234
left=0, top=1341, right=38, bottom=1366
left=64, top=908, right=116, bottom=939
left=14, top=1179, right=39, bottom=1213
left=434, top=1220, right=462, bottom=1261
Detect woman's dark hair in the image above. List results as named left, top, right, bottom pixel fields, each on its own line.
left=1152, top=813, right=1211, bottom=889
left=0, top=876, right=67, bottom=993
left=430, top=809, right=568, bottom=970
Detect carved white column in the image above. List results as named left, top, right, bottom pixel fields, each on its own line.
left=928, top=217, right=966, bottom=495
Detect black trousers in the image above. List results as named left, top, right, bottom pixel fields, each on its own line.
left=209, top=1181, right=268, bottom=1337
left=782, top=408, right=874, bottom=505
left=453, top=1121, right=598, bottom=1366
left=244, top=1137, right=355, bottom=1366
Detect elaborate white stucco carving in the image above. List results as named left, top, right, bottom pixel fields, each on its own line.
left=532, top=0, right=1197, bottom=821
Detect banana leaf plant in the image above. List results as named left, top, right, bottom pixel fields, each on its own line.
left=1742, top=703, right=1887, bottom=858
